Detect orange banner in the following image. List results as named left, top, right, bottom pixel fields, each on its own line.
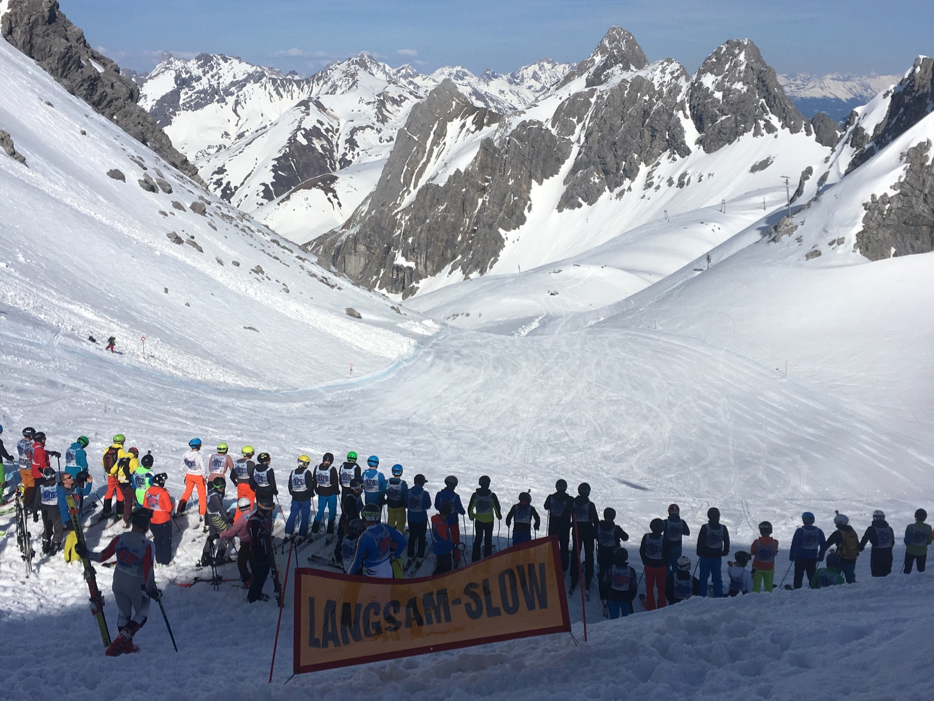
left=293, top=538, right=570, bottom=674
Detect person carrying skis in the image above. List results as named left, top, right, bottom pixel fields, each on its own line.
left=231, top=446, right=256, bottom=508
left=60, top=470, right=92, bottom=563
left=311, top=452, right=339, bottom=536
left=208, top=443, right=233, bottom=480
left=825, top=512, right=859, bottom=583
left=750, top=521, right=779, bottom=592
left=177, top=438, right=207, bottom=517
left=286, top=455, right=315, bottom=540
left=64, top=436, right=89, bottom=481
left=432, top=502, right=456, bottom=575
left=385, top=464, right=408, bottom=534
left=640, top=518, right=671, bottom=610
left=601, top=547, right=638, bottom=619
left=133, top=451, right=154, bottom=506
left=727, top=551, right=753, bottom=596
left=544, top=479, right=573, bottom=574
left=249, top=452, right=278, bottom=507
left=665, top=556, right=699, bottom=604
left=810, top=551, right=845, bottom=589
left=34, top=467, right=64, bottom=556
left=201, top=476, right=234, bottom=566
left=664, top=504, right=690, bottom=573
left=348, top=504, right=407, bottom=578
left=789, top=512, right=827, bottom=589
left=75, top=508, right=160, bottom=656
left=468, top=475, right=502, bottom=562
left=904, top=508, right=933, bottom=574
left=406, top=474, right=432, bottom=561
left=338, top=451, right=361, bottom=500
left=859, top=510, right=895, bottom=577
left=143, top=473, right=173, bottom=566
left=435, top=476, right=466, bottom=566
left=16, top=427, right=36, bottom=506
left=696, top=507, right=730, bottom=597
left=247, top=497, right=278, bottom=603
left=570, top=483, right=599, bottom=596
left=506, top=492, right=540, bottom=546
left=361, top=455, right=386, bottom=509
left=219, top=497, right=254, bottom=587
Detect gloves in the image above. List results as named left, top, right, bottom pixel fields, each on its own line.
left=144, top=580, right=161, bottom=600
left=74, top=542, right=90, bottom=559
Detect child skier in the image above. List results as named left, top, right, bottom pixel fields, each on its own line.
left=664, top=503, right=690, bottom=573
left=696, top=507, right=730, bottom=597
left=727, top=551, right=753, bottom=596
left=750, top=521, right=779, bottom=592
left=406, top=474, right=432, bottom=562
left=601, top=547, right=638, bottom=619
left=640, top=518, right=671, bottom=610
left=859, top=510, right=894, bottom=577
left=385, top=464, right=408, bottom=534
left=665, top=556, right=699, bottom=604
left=347, top=504, right=407, bottom=578
left=468, top=475, right=502, bottom=562
left=505, top=492, right=540, bottom=545
left=904, top=508, right=933, bottom=574
left=789, top=511, right=827, bottom=589
left=286, top=455, right=314, bottom=540
left=810, top=551, right=845, bottom=589
left=432, top=503, right=456, bottom=574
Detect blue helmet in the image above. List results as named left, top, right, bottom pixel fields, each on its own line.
left=189, top=438, right=202, bottom=448
left=802, top=511, right=815, bottom=525
left=391, top=464, right=403, bottom=477
left=367, top=455, right=379, bottom=467
left=0, top=424, right=3, bottom=434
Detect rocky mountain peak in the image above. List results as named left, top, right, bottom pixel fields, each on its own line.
left=557, top=26, right=648, bottom=89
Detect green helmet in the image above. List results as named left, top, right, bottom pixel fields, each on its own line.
left=77, top=436, right=89, bottom=447
left=241, top=445, right=255, bottom=456
left=361, top=504, right=381, bottom=522
left=217, top=442, right=228, bottom=453
left=113, top=434, right=126, bottom=444
left=347, top=451, right=358, bottom=462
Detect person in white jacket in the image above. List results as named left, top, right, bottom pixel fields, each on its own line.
left=177, top=438, right=207, bottom=517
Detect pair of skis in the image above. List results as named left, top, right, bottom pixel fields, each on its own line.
left=14, top=488, right=34, bottom=577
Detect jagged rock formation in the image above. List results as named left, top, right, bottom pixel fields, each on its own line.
left=0, top=128, right=27, bottom=165
left=0, top=0, right=200, bottom=181
left=810, top=112, right=841, bottom=148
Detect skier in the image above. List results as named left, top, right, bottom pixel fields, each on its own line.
left=0, top=424, right=14, bottom=496
left=208, top=442, right=233, bottom=480
left=16, top=427, right=36, bottom=506
left=825, top=512, right=859, bottom=583
left=310, top=452, right=339, bottom=536
left=858, top=510, right=895, bottom=577
left=431, top=502, right=456, bottom=575
left=385, top=464, right=408, bottom=534
left=810, top=551, right=845, bottom=589
left=100, top=434, right=130, bottom=520
left=231, top=445, right=256, bottom=508
left=64, top=436, right=90, bottom=480
left=640, top=518, right=671, bottom=610
left=544, top=479, right=573, bottom=574
left=505, top=492, right=540, bottom=545
left=201, top=476, right=233, bottom=566
left=34, top=467, right=64, bottom=556
left=286, top=455, right=315, bottom=540
left=29, top=432, right=58, bottom=513
left=664, top=503, right=690, bottom=573
left=596, top=508, right=629, bottom=601
left=133, top=451, right=154, bottom=505
left=435, top=476, right=466, bottom=566
left=361, top=455, right=386, bottom=508
left=177, top=438, right=207, bottom=518
left=696, top=507, right=730, bottom=597
left=334, top=477, right=364, bottom=567
left=468, top=475, right=502, bottom=562
left=247, top=497, right=278, bottom=603
left=727, top=551, right=753, bottom=596
left=249, top=452, right=278, bottom=507
left=219, top=497, right=255, bottom=587
left=904, top=508, right=932, bottom=574
left=76, top=508, right=160, bottom=656
left=665, top=556, right=699, bottom=605
left=601, top=547, right=638, bottom=619
left=347, top=503, right=407, bottom=578
left=143, top=473, right=173, bottom=566
left=569, top=482, right=598, bottom=595
left=789, top=512, right=827, bottom=589
left=60, top=470, right=92, bottom=563
left=406, top=474, right=432, bottom=562
left=338, top=451, right=361, bottom=500
left=750, top=521, right=779, bottom=592
left=105, top=336, right=117, bottom=353
left=340, top=519, right=367, bottom=575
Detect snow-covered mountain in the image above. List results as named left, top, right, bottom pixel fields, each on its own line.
left=779, top=71, right=902, bottom=121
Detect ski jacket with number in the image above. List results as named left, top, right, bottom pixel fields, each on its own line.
left=313, top=463, right=339, bottom=497
left=30, top=442, right=50, bottom=479
left=596, top=521, right=629, bottom=552
left=288, top=466, right=314, bottom=502
left=543, top=492, right=573, bottom=529
left=727, top=565, right=753, bottom=594
left=664, top=514, right=690, bottom=545
left=751, top=536, right=779, bottom=570
left=601, top=564, right=638, bottom=603
left=207, top=453, right=234, bottom=477
left=64, top=442, right=88, bottom=476
left=506, top=503, right=541, bottom=533
left=384, top=477, right=408, bottom=509
left=696, top=521, right=730, bottom=558
left=180, top=449, right=207, bottom=479
left=572, top=496, right=598, bottom=533
left=144, top=485, right=173, bottom=525
left=93, top=531, right=155, bottom=586
left=904, top=521, right=933, bottom=556
left=250, top=464, right=277, bottom=496
left=640, top=530, right=671, bottom=568
left=859, top=521, right=894, bottom=551
left=826, top=525, right=860, bottom=562
left=361, top=468, right=386, bottom=505
left=434, top=488, right=465, bottom=525
left=431, top=513, right=455, bottom=556
left=406, top=485, right=432, bottom=524
left=348, top=523, right=406, bottom=577
left=665, top=571, right=699, bottom=603
left=468, top=488, right=502, bottom=523
left=338, top=462, right=361, bottom=491
left=231, top=457, right=255, bottom=486
left=790, top=525, right=827, bottom=561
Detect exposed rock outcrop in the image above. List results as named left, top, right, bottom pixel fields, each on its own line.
left=0, top=129, right=27, bottom=165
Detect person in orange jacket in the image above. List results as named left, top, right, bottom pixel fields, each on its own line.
left=751, top=521, right=779, bottom=592
left=144, top=473, right=173, bottom=565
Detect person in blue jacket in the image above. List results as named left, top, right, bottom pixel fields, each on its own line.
left=431, top=502, right=456, bottom=574
left=64, top=436, right=90, bottom=480
left=348, top=504, right=406, bottom=578
left=361, top=455, right=386, bottom=508
left=435, top=476, right=466, bottom=565
left=58, top=470, right=92, bottom=561
left=664, top=503, right=690, bottom=573
left=406, top=474, right=432, bottom=561
left=789, top=511, right=827, bottom=589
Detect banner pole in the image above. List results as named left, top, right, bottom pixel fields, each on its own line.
left=572, top=511, right=587, bottom=642
left=269, top=539, right=295, bottom=683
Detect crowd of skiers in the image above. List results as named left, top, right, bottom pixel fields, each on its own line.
left=3, top=425, right=933, bottom=646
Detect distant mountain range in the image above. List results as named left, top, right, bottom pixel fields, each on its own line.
left=778, top=72, right=902, bottom=121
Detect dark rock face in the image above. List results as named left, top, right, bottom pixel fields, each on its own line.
left=791, top=166, right=814, bottom=203
left=856, top=140, right=934, bottom=259
left=690, top=39, right=805, bottom=153
left=810, top=112, right=841, bottom=148
left=0, top=129, right=27, bottom=165
left=1, top=0, right=200, bottom=182
left=557, top=27, right=648, bottom=89
left=106, top=168, right=125, bottom=181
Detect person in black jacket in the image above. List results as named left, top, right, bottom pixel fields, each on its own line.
left=201, top=476, right=233, bottom=566
left=664, top=503, right=690, bottom=573
left=248, top=497, right=277, bottom=603
left=596, top=508, right=629, bottom=600
left=286, top=455, right=315, bottom=540
left=334, top=477, right=364, bottom=566
left=601, top=547, right=637, bottom=619
left=505, top=492, right=540, bottom=545
left=696, top=507, right=730, bottom=597
left=826, top=512, right=859, bottom=583
left=640, top=518, right=671, bottom=611
left=569, top=483, right=599, bottom=595
left=544, top=480, right=573, bottom=573
left=859, top=510, right=895, bottom=577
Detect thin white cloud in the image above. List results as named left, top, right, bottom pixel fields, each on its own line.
left=275, top=48, right=306, bottom=57
left=397, top=48, right=418, bottom=57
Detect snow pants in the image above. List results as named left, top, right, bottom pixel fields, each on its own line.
left=150, top=520, right=172, bottom=565
left=869, top=548, right=893, bottom=577
left=753, top=569, right=774, bottom=592
left=472, top=520, right=494, bottom=561
left=407, top=520, right=427, bottom=559
left=549, top=522, right=571, bottom=572
left=904, top=552, right=927, bottom=574
left=608, top=600, right=631, bottom=619
left=236, top=482, right=255, bottom=508
left=570, top=529, right=595, bottom=590
left=793, top=557, right=818, bottom=589
left=644, top=565, right=667, bottom=610
left=512, top=528, right=532, bottom=546
left=112, top=570, right=150, bottom=633
left=286, top=499, right=311, bottom=537
left=668, top=543, right=683, bottom=573
left=387, top=506, right=405, bottom=534
left=238, top=540, right=253, bottom=584
left=698, top=556, right=723, bottom=597
left=314, top=494, right=336, bottom=527
left=179, top=475, right=206, bottom=516
left=433, top=552, right=453, bottom=575
left=840, top=558, right=857, bottom=583
left=249, top=558, right=271, bottom=603
left=119, top=483, right=134, bottom=525
left=40, top=503, right=64, bottom=547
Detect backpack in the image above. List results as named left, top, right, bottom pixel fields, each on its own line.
left=102, top=446, right=120, bottom=476
left=836, top=528, right=859, bottom=560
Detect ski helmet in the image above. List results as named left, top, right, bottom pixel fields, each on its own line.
left=33, top=431, right=47, bottom=443
left=613, top=547, right=629, bottom=566
left=391, top=464, right=403, bottom=477
left=555, top=479, right=567, bottom=493
left=478, top=475, right=491, bottom=489
left=348, top=519, right=366, bottom=537
left=347, top=451, right=358, bottom=462
left=872, top=510, right=885, bottom=521
left=23, top=427, right=35, bottom=438
left=0, top=424, right=3, bottom=435
left=915, top=508, right=927, bottom=521
left=578, top=482, right=591, bottom=497
left=297, top=455, right=311, bottom=465
left=189, top=438, right=202, bottom=449
left=212, top=476, right=226, bottom=491
left=241, top=445, right=255, bottom=456
left=42, top=467, right=55, bottom=479
left=676, top=556, right=691, bottom=572
left=444, top=476, right=458, bottom=489
left=77, top=436, right=89, bottom=447
left=758, top=521, right=773, bottom=534
left=323, top=452, right=334, bottom=464
left=826, top=551, right=842, bottom=570
left=217, top=442, right=228, bottom=453
left=237, top=497, right=252, bottom=511
left=257, top=496, right=275, bottom=510
left=141, top=451, right=154, bottom=469
left=257, top=452, right=271, bottom=464
left=350, top=477, right=364, bottom=492
left=112, top=433, right=125, bottom=444
left=650, top=518, right=665, bottom=534
left=802, top=511, right=815, bottom=525
left=833, top=512, right=849, bottom=527
left=707, top=507, right=720, bottom=521
left=367, top=455, right=379, bottom=468
left=668, top=503, right=680, bottom=514
left=413, top=474, right=427, bottom=486
left=603, top=507, right=616, bottom=521
left=128, top=447, right=139, bottom=456
left=75, top=470, right=90, bottom=484
left=734, top=551, right=751, bottom=566
left=519, top=492, right=532, bottom=504
left=361, top=504, right=381, bottom=522
left=152, top=473, right=167, bottom=488
left=131, top=508, right=153, bottom=529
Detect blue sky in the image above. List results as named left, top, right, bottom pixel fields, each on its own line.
left=63, top=0, right=931, bottom=77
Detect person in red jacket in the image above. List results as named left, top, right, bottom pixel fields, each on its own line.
left=144, top=473, right=173, bottom=565
left=29, top=432, right=60, bottom=508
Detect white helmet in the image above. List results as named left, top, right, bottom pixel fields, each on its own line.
left=676, top=556, right=691, bottom=572
left=872, top=510, right=885, bottom=521
left=834, top=512, right=849, bottom=527
left=237, top=497, right=252, bottom=510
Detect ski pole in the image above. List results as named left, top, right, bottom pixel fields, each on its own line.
left=778, top=561, right=793, bottom=589
left=155, top=595, right=178, bottom=652
left=693, top=558, right=700, bottom=577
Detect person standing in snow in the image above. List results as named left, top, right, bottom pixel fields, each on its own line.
left=384, top=464, right=408, bottom=535
left=231, top=445, right=257, bottom=508
left=219, top=497, right=255, bottom=587
left=201, top=476, right=233, bottom=566
left=432, top=502, right=456, bottom=575
left=601, top=547, right=638, bottom=619
left=334, top=477, right=364, bottom=566
left=696, top=507, right=730, bottom=597
left=311, top=452, right=339, bottom=536
left=825, top=512, right=859, bottom=583
left=143, top=473, right=173, bottom=566
left=0, top=424, right=15, bottom=493
left=640, top=518, right=671, bottom=610
left=361, top=455, right=386, bottom=509
left=789, top=511, right=827, bottom=589
left=904, top=509, right=933, bottom=574
left=435, top=476, right=466, bottom=566
left=249, top=452, right=278, bottom=507
left=100, top=434, right=128, bottom=519
left=405, top=474, right=432, bottom=561
left=664, top=503, right=690, bottom=573
left=596, top=508, right=629, bottom=601
left=63, top=436, right=89, bottom=481
left=76, top=508, right=160, bottom=656
left=29, top=432, right=58, bottom=512
left=569, top=483, right=599, bottom=595
left=544, top=479, right=573, bottom=574
left=286, top=455, right=315, bottom=540
left=132, top=451, right=154, bottom=506
left=468, top=475, right=502, bottom=562
left=348, top=504, right=407, bottom=578
left=177, top=438, right=207, bottom=517
left=338, top=451, right=361, bottom=501
left=248, top=497, right=278, bottom=603
left=665, top=556, right=699, bottom=604
left=858, top=510, right=895, bottom=577
left=727, top=551, right=753, bottom=596
left=506, top=492, right=540, bottom=546
left=60, top=470, right=92, bottom=563
left=34, top=467, right=64, bottom=556
left=105, top=336, right=117, bottom=353
left=16, top=427, right=36, bottom=506
left=208, top=442, right=233, bottom=480
left=750, top=521, right=779, bottom=592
